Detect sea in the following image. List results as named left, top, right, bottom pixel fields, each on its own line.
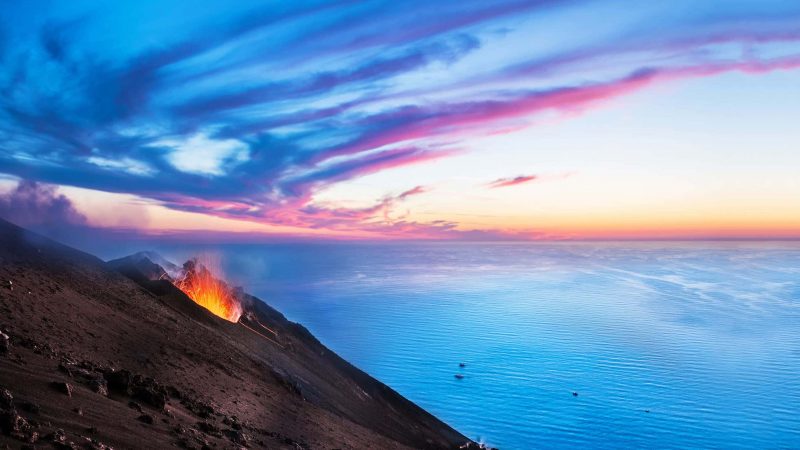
left=158, top=241, right=800, bottom=449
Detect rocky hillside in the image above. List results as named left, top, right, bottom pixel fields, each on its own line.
left=0, top=218, right=477, bottom=449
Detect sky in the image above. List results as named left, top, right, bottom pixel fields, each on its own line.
left=1, top=0, right=799, bottom=243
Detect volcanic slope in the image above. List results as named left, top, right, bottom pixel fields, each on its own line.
left=0, top=218, right=474, bottom=449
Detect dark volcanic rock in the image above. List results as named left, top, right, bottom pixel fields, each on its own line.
left=50, top=381, right=73, bottom=397
left=103, top=369, right=133, bottom=395
left=108, top=251, right=176, bottom=281
left=130, top=374, right=168, bottom=409
left=1, top=387, right=38, bottom=444
left=50, top=428, right=67, bottom=444
left=83, top=436, right=113, bottom=450
left=17, top=400, right=40, bottom=414
left=50, top=429, right=78, bottom=449
left=222, top=414, right=242, bottom=430
left=0, top=388, right=11, bottom=409
left=88, top=376, right=108, bottom=396
left=196, top=420, right=221, bottom=437
left=181, top=398, right=214, bottom=419
left=58, top=358, right=92, bottom=378
left=165, top=384, right=183, bottom=400
left=282, top=436, right=309, bottom=449
left=138, top=413, right=155, bottom=425
left=104, top=369, right=168, bottom=409
left=0, top=331, right=9, bottom=354
left=1, top=408, right=38, bottom=444
left=224, top=428, right=250, bottom=446
left=460, top=443, right=498, bottom=450
left=127, top=401, right=143, bottom=413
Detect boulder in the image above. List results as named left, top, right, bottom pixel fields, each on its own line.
left=128, top=401, right=143, bottom=413
left=130, top=375, right=167, bottom=409
left=82, top=436, right=114, bottom=450
left=49, top=429, right=78, bottom=449
left=51, top=429, right=67, bottom=444
left=0, top=332, right=9, bottom=354
left=223, top=415, right=242, bottom=430
left=50, top=381, right=73, bottom=397
left=1, top=409, right=38, bottom=444
left=88, top=377, right=108, bottom=396
left=224, top=428, right=250, bottom=446
left=181, top=398, right=214, bottom=418
left=196, top=421, right=221, bottom=437
left=0, top=388, right=12, bottom=409
left=103, top=369, right=132, bottom=395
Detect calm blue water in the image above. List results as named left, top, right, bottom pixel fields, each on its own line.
left=160, top=242, right=800, bottom=449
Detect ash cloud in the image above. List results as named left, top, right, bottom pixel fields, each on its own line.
left=0, top=180, right=88, bottom=239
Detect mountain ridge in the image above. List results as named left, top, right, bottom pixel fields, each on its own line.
left=0, top=218, right=479, bottom=449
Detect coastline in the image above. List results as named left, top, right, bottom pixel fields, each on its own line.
left=0, top=218, right=477, bottom=449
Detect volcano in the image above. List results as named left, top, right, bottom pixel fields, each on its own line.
left=171, top=258, right=243, bottom=322
left=0, top=218, right=480, bottom=449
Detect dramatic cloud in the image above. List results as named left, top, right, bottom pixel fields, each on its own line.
left=488, top=175, right=539, bottom=189
left=0, top=180, right=88, bottom=240
left=1, top=0, right=799, bottom=238
left=251, top=185, right=431, bottom=234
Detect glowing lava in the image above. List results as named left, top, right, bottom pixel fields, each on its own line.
left=172, top=258, right=242, bottom=322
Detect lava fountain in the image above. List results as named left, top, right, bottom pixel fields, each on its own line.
left=172, top=257, right=242, bottom=322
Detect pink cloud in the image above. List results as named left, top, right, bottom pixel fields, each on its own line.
left=397, top=185, right=427, bottom=199
left=319, top=55, right=800, bottom=167
left=488, top=175, right=539, bottom=188
left=80, top=55, right=800, bottom=241
left=159, top=56, right=800, bottom=239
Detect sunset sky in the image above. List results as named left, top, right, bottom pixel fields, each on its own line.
left=1, top=0, right=799, bottom=241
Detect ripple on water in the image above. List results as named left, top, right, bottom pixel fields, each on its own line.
left=188, top=242, right=800, bottom=449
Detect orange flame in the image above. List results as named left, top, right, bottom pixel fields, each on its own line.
left=172, top=257, right=242, bottom=322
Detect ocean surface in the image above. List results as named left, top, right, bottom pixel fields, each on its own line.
left=161, top=242, right=800, bottom=449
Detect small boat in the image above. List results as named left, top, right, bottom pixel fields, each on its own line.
left=454, top=374, right=465, bottom=380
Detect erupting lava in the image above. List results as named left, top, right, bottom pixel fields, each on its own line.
left=172, top=258, right=243, bottom=322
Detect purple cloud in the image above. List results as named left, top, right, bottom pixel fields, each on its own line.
left=0, top=1, right=799, bottom=238
left=488, top=175, right=539, bottom=188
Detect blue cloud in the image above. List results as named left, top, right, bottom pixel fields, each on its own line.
left=1, top=0, right=799, bottom=233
